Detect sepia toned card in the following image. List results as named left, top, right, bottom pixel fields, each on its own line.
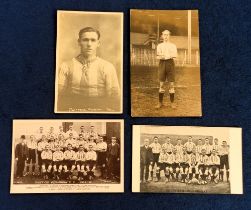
left=10, top=119, right=124, bottom=193
left=130, top=10, right=202, bottom=117
left=132, top=125, right=242, bottom=194
left=55, top=11, right=123, bottom=114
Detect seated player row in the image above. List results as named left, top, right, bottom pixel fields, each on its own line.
left=15, top=135, right=120, bottom=182
left=140, top=136, right=230, bottom=185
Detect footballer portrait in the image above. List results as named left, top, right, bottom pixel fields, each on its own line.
left=130, top=10, right=202, bottom=117
left=55, top=11, right=123, bottom=113
left=10, top=119, right=124, bottom=193
left=132, top=125, right=243, bottom=194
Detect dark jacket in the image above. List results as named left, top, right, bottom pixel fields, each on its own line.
left=140, top=146, right=153, bottom=165
left=107, top=143, right=120, bottom=158
left=15, top=143, right=29, bottom=159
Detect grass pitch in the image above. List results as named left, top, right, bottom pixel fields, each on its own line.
left=131, top=65, right=201, bottom=117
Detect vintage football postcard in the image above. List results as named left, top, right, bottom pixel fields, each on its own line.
left=10, top=119, right=124, bottom=193
left=132, top=125, right=242, bottom=194
left=130, top=10, right=201, bottom=117
left=55, top=10, right=123, bottom=114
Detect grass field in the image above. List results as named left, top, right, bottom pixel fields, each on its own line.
left=131, top=65, right=202, bottom=117
left=140, top=180, right=230, bottom=194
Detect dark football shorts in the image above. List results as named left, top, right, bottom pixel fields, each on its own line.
left=210, top=165, right=219, bottom=174
left=42, top=159, right=52, bottom=168
left=152, top=153, right=160, bottom=166
left=53, top=161, right=63, bottom=167
left=198, top=164, right=207, bottom=173
left=158, top=59, right=175, bottom=82
left=220, top=155, right=229, bottom=170
left=86, top=160, right=96, bottom=170
left=29, top=149, right=36, bottom=163
left=180, top=162, right=189, bottom=169
left=64, top=160, right=75, bottom=169
left=76, top=160, right=85, bottom=167
left=159, top=163, right=168, bottom=170
left=97, top=152, right=107, bottom=165
left=172, top=163, right=179, bottom=170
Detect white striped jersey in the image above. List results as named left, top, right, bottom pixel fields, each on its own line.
left=57, top=131, right=66, bottom=139
left=75, top=151, right=86, bottom=161
left=64, top=150, right=75, bottom=160
left=65, top=138, right=77, bottom=148
left=86, top=131, right=99, bottom=140
left=202, top=144, right=212, bottom=155
left=54, top=140, right=65, bottom=150
left=209, top=154, right=220, bottom=165
left=175, top=144, right=183, bottom=155
left=96, top=142, right=107, bottom=151
left=76, top=140, right=87, bottom=148
left=149, top=142, right=162, bottom=154
left=41, top=150, right=53, bottom=160
left=47, top=132, right=57, bottom=139
left=180, top=153, right=190, bottom=163
left=171, top=153, right=182, bottom=163
left=27, top=140, right=37, bottom=150
left=212, top=144, right=220, bottom=154
left=85, top=151, right=97, bottom=161
left=184, top=142, right=196, bottom=152
left=85, top=142, right=97, bottom=151
left=53, top=151, right=64, bottom=161
left=196, top=145, right=203, bottom=154
left=65, top=130, right=78, bottom=138
left=79, top=131, right=89, bottom=140
left=49, top=141, right=56, bottom=151
left=161, top=143, right=173, bottom=153
left=37, top=141, right=48, bottom=151
left=159, top=153, right=168, bottom=163
left=36, top=132, right=45, bottom=140
left=189, top=153, right=199, bottom=165
left=198, top=155, right=209, bottom=165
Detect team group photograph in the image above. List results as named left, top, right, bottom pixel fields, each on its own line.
left=12, top=121, right=122, bottom=185
left=134, top=125, right=234, bottom=194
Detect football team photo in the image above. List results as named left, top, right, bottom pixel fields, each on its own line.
left=132, top=125, right=242, bottom=194
left=10, top=119, right=124, bottom=193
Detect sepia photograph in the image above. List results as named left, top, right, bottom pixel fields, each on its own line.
left=55, top=11, right=123, bottom=113
left=10, top=119, right=124, bottom=193
left=130, top=10, right=201, bottom=117
left=132, top=125, right=242, bottom=194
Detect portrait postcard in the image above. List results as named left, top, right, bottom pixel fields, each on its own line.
left=10, top=119, right=124, bottom=193
left=132, top=125, right=242, bottom=194
left=55, top=10, right=123, bottom=114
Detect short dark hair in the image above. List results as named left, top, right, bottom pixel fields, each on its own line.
left=21, top=135, right=25, bottom=139
left=79, top=27, right=100, bottom=40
